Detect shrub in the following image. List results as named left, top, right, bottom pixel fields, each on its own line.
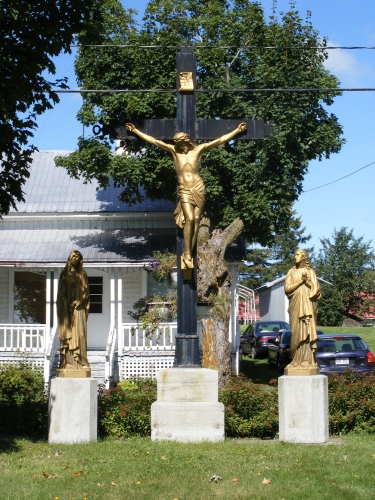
left=98, top=378, right=157, bottom=438
left=328, top=370, right=375, bottom=434
left=219, top=374, right=278, bottom=439
left=0, top=362, right=48, bottom=437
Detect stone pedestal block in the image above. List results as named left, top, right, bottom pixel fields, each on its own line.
left=151, top=368, right=224, bottom=442
left=278, top=375, right=329, bottom=443
left=49, top=378, right=98, bottom=444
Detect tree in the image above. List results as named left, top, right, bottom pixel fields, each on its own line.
left=55, top=0, right=345, bottom=384
left=241, top=214, right=313, bottom=290
left=0, top=0, right=95, bottom=215
left=315, top=227, right=375, bottom=317
left=56, top=0, right=344, bottom=246
left=317, top=284, right=343, bottom=327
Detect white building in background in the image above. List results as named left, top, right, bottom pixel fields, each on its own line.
left=256, top=275, right=330, bottom=323
left=0, top=151, right=245, bottom=385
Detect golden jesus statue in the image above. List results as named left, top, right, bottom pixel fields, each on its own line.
left=125, top=122, right=246, bottom=268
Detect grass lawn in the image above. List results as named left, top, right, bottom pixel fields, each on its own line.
left=1, top=434, right=375, bottom=500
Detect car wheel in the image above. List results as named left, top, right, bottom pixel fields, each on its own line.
left=251, top=347, right=257, bottom=359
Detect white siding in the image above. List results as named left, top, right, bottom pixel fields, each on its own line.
left=259, top=281, right=289, bottom=322
left=0, top=268, right=10, bottom=322
left=122, top=268, right=143, bottom=322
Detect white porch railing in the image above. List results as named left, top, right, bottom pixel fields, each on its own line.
left=44, top=324, right=59, bottom=384
left=119, top=322, right=178, bottom=352
left=0, top=324, right=47, bottom=351
left=105, top=328, right=117, bottom=388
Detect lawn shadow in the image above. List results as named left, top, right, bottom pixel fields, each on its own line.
left=239, top=355, right=281, bottom=385
left=0, top=436, right=22, bottom=453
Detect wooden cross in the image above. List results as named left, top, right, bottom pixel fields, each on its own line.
left=98, top=45, right=276, bottom=368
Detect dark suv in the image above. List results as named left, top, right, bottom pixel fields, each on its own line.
left=240, top=321, right=290, bottom=359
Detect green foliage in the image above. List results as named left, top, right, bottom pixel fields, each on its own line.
left=0, top=0, right=96, bottom=215
left=317, top=283, right=343, bottom=326
left=58, top=0, right=344, bottom=245
left=98, top=379, right=157, bottom=438
left=128, top=291, right=177, bottom=336
left=241, top=214, right=312, bottom=289
left=207, top=291, right=232, bottom=320
left=329, top=371, right=375, bottom=435
left=219, top=375, right=278, bottom=439
left=145, top=251, right=177, bottom=283
left=0, top=362, right=48, bottom=437
left=314, top=227, right=375, bottom=316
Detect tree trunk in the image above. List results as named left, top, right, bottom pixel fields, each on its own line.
left=197, top=217, right=244, bottom=388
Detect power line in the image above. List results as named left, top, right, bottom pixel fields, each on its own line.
left=303, top=161, right=375, bottom=193
left=70, top=44, right=375, bottom=50
left=49, top=88, right=375, bottom=93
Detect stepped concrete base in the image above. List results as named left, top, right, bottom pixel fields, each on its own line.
left=151, top=368, right=224, bottom=442
left=49, top=378, right=98, bottom=444
left=279, top=375, right=328, bottom=443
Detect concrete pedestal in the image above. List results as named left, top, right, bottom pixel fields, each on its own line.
left=151, top=368, right=224, bottom=442
left=49, top=378, right=98, bottom=444
left=278, top=375, right=328, bottom=443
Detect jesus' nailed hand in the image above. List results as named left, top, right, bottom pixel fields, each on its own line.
left=125, top=121, right=246, bottom=269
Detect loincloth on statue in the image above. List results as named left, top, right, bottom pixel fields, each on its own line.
left=173, top=179, right=206, bottom=229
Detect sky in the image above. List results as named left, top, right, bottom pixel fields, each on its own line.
left=30, top=0, right=375, bottom=253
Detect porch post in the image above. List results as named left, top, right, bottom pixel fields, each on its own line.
left=110, top=270, right=115, bottom=331
left=46, top=270, right=51, bottom=348
left=53, top=269, right=60, bottom=329
left=117, top=268, right=122, bottom=350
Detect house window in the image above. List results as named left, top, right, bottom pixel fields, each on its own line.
left=13, top=271, right=46, bottom=324
left=88, top=277, right=103, bottom=314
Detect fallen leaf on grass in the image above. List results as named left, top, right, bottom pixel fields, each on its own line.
left=61, top=465, right=71, bottom=470
left=32, top=474, right=37, bottom=480
left=232, top=478, right=239, bottom=482
left=71, top=470, right=84, bottom=477
left=259, top=455, right=267, bottom=459
left=111, top=482, right=117, bottom=486
left=41, top=472, right=58, bottom=479
left=343, top=455, right=348, bottom=461
left=160, top=456, right=166, bottom=460
left=372, top=454, right=375, bottom=458
left=262, top=478, right=272, bottom=485
left=81, top=461, right=87, bottom=465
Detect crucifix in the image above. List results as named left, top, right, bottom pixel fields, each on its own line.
left=99, top=45, right=276, bottom=368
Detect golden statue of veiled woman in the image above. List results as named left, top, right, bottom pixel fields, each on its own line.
left=57, top=250, right=91, bottom=376
left=284, top=249, right=321, bottom=375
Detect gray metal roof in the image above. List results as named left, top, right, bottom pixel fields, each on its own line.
left=0, top=212, right=245, bottom=265
left=11, top=151, right=176, bottom=213
left=1, top=151, right=246, bottom=265
left=0, top=224, right=177, bottom=264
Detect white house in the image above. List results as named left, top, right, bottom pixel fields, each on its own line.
left=0, top=151, right=245, bottom=385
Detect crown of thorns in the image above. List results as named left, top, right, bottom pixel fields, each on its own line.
left=173, top=132, right=190, bottom=142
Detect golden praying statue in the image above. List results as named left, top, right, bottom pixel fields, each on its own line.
left=57, top=250, right=91, bottom=377
left=284, top=249, right=321, bottom=375
left=125, top=122, right=246, bottom=269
